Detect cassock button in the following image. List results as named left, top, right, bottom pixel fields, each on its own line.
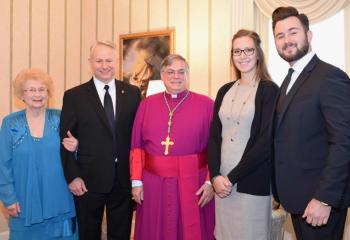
left=114, top=158, right=118, bottom=163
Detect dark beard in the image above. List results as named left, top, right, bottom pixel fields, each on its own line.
left=278, top=39, right=309, bottom=63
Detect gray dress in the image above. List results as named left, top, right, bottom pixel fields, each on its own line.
left=214, top=80, right=271, bottom=240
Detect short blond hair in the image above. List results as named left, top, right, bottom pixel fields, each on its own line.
left=89, top=40, right=117, bottom=59
left=13, top=68, right=54, bottom=99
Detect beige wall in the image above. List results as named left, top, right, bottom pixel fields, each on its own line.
left=0, top=0, right=238, bottom=122
left=0, top=0, right=350, bottom=237
left=1, top=0, right=349, bottom=121
left=0, top=0, right=236, bottom=232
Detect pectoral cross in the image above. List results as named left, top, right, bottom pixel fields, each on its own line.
left=161, top=135, right=174, bottom=155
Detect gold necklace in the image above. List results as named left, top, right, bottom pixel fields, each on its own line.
left=161, top=91, right=190, bottom=155
left=229, top=79, right=258, bottom=141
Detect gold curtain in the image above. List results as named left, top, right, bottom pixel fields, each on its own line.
left=254, top=0, right=350, bottom=24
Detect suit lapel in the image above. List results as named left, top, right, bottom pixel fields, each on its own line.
left=115, top=80, right=125, bottom=126
left=85, top=79, right=113, bottom=133
left=276, top=55, right=319, bottom=128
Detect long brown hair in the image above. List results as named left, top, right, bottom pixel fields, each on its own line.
left=231, top=29, right=272, bottom=81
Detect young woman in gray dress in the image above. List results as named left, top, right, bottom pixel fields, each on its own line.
left=208, top=29, right=279, bottom=240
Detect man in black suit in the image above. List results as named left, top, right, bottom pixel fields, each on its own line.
left=272, top=6, right=350, bottom=240
left=60, top=41, right=141, bottom=240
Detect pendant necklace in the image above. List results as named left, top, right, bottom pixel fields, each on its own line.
left=161, top=91, right=190, bottom=155
left=229, top=79, right=258, bottom=142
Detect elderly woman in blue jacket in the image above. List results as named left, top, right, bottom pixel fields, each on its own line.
left=0, top=68, right=78, bottom=239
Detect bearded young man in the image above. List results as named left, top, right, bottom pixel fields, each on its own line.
left=271, top=6, right=350, bottom=240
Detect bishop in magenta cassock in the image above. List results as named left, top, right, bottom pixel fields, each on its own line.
left=130, top=54, right=215, bottom=240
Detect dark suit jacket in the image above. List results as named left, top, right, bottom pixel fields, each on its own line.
left=60, top=79, right=141, bottom=193
left=273, top=55, right=350, bottom=213
left=208, top=79, right=279, bottom=196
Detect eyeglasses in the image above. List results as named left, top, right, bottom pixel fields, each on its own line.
left=23, top=87, right=48, bottom=94
left=232, top=48, right=255, bottom=56
left=163, top=69, right=187, bottom=77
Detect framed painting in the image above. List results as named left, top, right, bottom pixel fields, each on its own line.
left=119, top=29, right=175, bottom=97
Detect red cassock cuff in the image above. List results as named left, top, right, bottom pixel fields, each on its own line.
left=129, top=148, right=145, bottom=180
left=205, top=166, right=210, bottom=181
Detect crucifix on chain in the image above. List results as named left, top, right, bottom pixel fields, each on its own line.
left=161, top=91, right=189, bottom=156
left=161, top=135, right=174, bottom=155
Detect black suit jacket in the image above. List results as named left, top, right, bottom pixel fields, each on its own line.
left=60, top=79, right=141, bottom=193
left=208, top=79, right=279, bottom=196
left=273, top=55, right=350, bottom=213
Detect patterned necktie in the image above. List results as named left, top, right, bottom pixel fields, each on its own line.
left=104, top=85, right=116, bottom=135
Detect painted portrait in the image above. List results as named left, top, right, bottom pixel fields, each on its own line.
left=119, top=29, right=174, bottom=97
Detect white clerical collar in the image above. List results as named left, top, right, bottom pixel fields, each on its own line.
left=165, top=90, right=179, bottom=99
left=165, top=90, right=188, bottom=99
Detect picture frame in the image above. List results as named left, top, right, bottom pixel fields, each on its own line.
left=119, top=29, right=175, bottom=97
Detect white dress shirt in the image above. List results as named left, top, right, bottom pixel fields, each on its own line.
left=287, top=51, right=315, bottom=94
left=93, top=77, right=116, bottom=116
